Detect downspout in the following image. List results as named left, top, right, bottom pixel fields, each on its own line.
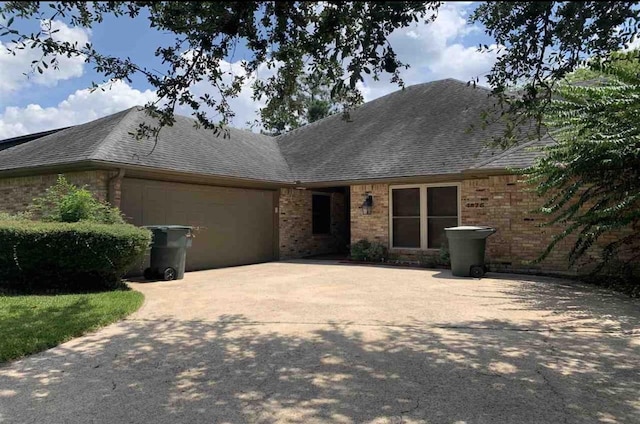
left=108, top=168, right=126, bottom=208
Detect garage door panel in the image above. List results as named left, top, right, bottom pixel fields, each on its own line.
left=120, top=178, right=275, bottom=271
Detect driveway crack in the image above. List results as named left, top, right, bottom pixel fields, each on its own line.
left=536, top=333, right=570, bottom=424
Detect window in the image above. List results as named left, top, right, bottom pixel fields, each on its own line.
left=312, top=194, right=331, bottom=234
left=390, top=184, right=459, bottom=249
left=427, top=186, right=458, bottom=248
left=392, top=188, right=421, bottom=248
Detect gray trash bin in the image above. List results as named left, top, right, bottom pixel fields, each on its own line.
left=143, top=225, right=193, bottom=281
left=445, top=226, right=496, bottom=278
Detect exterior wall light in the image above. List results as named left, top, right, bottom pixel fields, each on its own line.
left=361, top=192, right=373, bottom=215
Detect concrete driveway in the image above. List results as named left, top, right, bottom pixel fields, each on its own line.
left=1, top=260, right=639, bottom=423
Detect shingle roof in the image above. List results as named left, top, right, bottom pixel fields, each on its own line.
left=0, top=79, right=550, bottom=183
left=470, top=136, right=555, bottom=170
left=276, top=79, right=544, bottom=183
left=0, top=109, right=131, bottom=170
left=0, top=107, right=292, bottom=183
left=0, top=126, right=70, bottom=151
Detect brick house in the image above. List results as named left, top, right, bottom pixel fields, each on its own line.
left=0, top=79, right=583, bottom=273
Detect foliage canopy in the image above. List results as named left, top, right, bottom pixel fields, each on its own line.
left=526, top=51, right=640, bottom=275
left=472, top=1, right=640, bottom=146
left=1, top=1, right=438, bottom=136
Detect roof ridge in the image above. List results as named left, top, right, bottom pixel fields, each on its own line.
left=170, top=112, right=275, bottom=139
left=442, top=78, right=493, bottom=92
left=276, top=78, right=490, bottom=141
left=88, top=106, right=145, bottom=161
left=167, top=112, right=295, bottom=180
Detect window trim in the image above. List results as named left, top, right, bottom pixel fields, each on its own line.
left=312, top=192, right=332, bottom=235
left=388, top=182, right=461, bottom=250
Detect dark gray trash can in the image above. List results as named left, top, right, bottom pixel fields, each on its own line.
left=445, top=226, right=496, bottom=278
left=143, top=225, right=193, bottom=281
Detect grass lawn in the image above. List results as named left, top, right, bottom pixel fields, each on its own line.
left=0, top=290, right=144, bottom=363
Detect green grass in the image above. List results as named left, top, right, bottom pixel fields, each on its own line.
left=0, top=290, right=144, bottom=363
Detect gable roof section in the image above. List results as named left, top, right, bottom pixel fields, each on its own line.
left=276, top=79, right=532, bottom=183
left=0, top=79, right=550, bottom=184
left=0, top=107, right=292, bottom=183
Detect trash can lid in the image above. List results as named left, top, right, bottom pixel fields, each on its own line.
left=445, top=226, right=494, bottom=231
left=143, top=225, right=193, bottom=231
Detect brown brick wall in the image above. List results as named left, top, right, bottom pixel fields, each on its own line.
left=0, top=171, right=111, bottom=215
left=348, top=176, right=631, bottom=274
left=279, top=188, right=348, bottom=259
left=460, top=174, right=574, bottom=272
left=350, top=184, right=389, bottom=246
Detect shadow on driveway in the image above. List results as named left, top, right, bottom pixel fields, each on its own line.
left=1, top=312, right=638, bottom=423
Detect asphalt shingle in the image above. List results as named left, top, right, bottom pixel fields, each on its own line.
left=94, top=108, right=292, bottom=182
left=276, top=79, right=540, bottom=183
left=471, top=136, right=555, bottom=170
left=0, top=79, right=550, bottom=183
left=0, top=109, right=131, bottom=171
left=0, top=107, right=292, bottom=183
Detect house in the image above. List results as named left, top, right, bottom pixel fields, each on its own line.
left=0, top=79, right=569, bottom=273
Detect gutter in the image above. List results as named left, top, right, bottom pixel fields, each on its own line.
left=108, top=168, right=126, bottom=207
left=0, top=160, right=295, bottom=189
left=88, top=160, right=296, bottom=189
left=0, top=159, right=520, bottom=191
left=292, top=169, right=518, bottom=188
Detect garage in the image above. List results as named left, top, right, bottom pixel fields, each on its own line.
left=120, top=178, right=277, bottom=270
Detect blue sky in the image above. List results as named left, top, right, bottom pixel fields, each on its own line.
left=0, top=2, right=496, bottom=139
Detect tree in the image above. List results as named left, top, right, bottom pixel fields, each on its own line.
left=0, top=1, right=438, bottom=137
left=471, top=2, right=640, bottom=276
left=472, top=2, right=640, bottom=147
left=525, top=51, right=640, bottom=276
left=257, top=63, right=363, bottom=134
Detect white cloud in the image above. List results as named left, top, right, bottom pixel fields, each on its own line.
left=358, top=2, right=496, bottom=102
left=0, top=58, right=271, bottom=138
left=0, top=20, right=90, bottom=94
left=0, top=80, right=156, bottom=139
left=179, top=59, right=278, bottom=130
left=428, top=43, right=499, bottom=81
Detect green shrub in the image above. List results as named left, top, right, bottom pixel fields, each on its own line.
left=28, top=175, right=125, bottom=224
left=0, top=211, right=28, bottom=221
left=350, top=239, right=371, bottom=261
left=417, top=253, right=437, bottom=268
left=0, top=221, right=151, bottom=292
left=350, top=239, right=388, bottom=262
left=438, top=240, right=451, bottom=267
left=366, top=242, right=388, bottom=262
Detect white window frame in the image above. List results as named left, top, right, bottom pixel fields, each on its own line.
left=389, top=182, right=461, bottom=250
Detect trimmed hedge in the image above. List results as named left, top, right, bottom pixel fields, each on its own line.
left=0, top=220, right=151, bottom=292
